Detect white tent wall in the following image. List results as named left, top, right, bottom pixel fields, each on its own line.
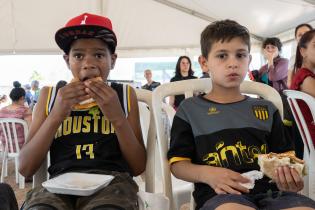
left=1, top=0, right=315, bottom=57
left=1, top=0, right=315, bottom=91
left=0, top=0, right=103, bottom=54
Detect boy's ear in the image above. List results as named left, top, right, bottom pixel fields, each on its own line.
left=63, top=54, right=70, bottom=69
left=110, top=53, right=118, bottom=70
left=198, top=55, right=208, bottom=71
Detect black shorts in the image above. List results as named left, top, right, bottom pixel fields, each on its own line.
left=22, top=171, right=138, bottom=210
left=201, top=191, right=315, bottom=210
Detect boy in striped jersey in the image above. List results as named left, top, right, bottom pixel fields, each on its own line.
left=168, top=20, right=315, bottom=210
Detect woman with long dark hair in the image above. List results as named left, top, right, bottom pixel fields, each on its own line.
left=290, top=29, right=315, bottom=146
left=287, top=24, right=313, bottom=87
left=169, top=56, right=197, bottom=109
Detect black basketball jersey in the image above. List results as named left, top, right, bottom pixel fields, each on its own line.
left=45, top=82, right=133, bottom=177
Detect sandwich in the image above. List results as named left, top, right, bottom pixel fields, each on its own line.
left=258, top=151, right=306, bottom=180
left=71, top=77, right=102, bottom=110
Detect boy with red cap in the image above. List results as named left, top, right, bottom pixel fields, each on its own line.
left=19, top=13, right=146, bottom=210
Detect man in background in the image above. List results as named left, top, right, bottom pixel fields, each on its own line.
left=141, top=69, right=160, bottom=91
left=24, top=84, right=33, bottom=107
left=31, top=80, right=40, bottom=108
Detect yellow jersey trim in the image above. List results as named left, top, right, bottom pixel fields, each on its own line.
left=283, top=119, right=293, bottom=127
left=45, top=86, right=52, bottom=116
left=169, top=157, right=191, bottom=165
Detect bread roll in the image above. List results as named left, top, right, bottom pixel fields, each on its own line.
left=71, top=77, right=102, bottom=110
left=258, top=152, right=306, bottom=179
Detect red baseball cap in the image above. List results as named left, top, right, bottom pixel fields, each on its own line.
left=55, top=13, right=117, bottom=54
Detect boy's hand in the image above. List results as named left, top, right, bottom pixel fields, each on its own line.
left=84, top=80, right=126, bottom=125
left=274, top=166, right=304, bottom=192
left=52, top=81, right=90, bottom=121
left=201, top=167, right=250, bottom=195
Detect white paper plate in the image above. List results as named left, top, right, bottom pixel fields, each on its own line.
left=42, top=172, right=114, bottom=196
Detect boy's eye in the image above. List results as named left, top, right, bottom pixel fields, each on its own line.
left=95, top=53, right=105, bottom=59
left=73, top=53, right=83, bottom=59
left=217, top=54, right=227, bottom=59
left=237, top=53, right=248, bottom=58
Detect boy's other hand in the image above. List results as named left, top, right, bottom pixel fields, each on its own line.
left=52, top=81, right=90, bottom=121
left=201, top=167, right=250, bottom=195
left=274, top=166, right=304, bottom=192
left=84, top=80, right=126, bottom=125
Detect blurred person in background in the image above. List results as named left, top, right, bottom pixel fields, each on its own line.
left=0, top=81, right=32, bottom=152
left=31, top=80, right=40, bottom=107
left=287, top=23, right=313, bottom=87
left=24, top=84, right=33, bottom=107
left=291, top=29, right=315, bottom=148
left=259, top=37, right=289, bottom=93
left=0, top=95, right=7, bottom=104
left=141, top=69, right=160, bottom=91
left=169, top=56, right=197, bottom=109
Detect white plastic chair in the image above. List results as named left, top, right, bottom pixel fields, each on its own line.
left=152, top=78, right=284, bottom=210
left=283, top=90, right=315, bottom=200
left=33, top=89, right=157, bottom=194
left=134, top=89, right=157, bottom=193
left=0, top=118, right=28, bottom=189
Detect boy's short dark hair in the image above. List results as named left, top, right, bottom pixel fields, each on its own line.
left=262, top=37, right=282, bottom=52
left=200, top=20, right=250, bottom=58
left=55, top=13, right=117, bottom=55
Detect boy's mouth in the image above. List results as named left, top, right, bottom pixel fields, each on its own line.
left=82, top=77, right=89, bottom=82
left=227, top=73, right=239, bottom=77
left=81, top=76, right=100, bottom=82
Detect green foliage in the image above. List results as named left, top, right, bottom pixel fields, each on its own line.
left=29, top=70, right=44, bottom=82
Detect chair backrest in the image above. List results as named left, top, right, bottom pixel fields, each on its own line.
left=0, top=118, right=28, bottom=154
left=152, top=78, right=283, bottom=210
left=283, top=90, right=315, bottom=154
left=283, top=90, right=315, bottom=200
left=33, top=88, right=157, bottom=193
left=135, top=88, right=156, bottom=193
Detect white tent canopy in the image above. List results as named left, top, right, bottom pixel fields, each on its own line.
left=1, top=0, right=315, bottom=57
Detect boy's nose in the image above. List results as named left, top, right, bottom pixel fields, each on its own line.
left=80, top=59, right=99, bottom=80
left=82, top=56, right=96, bottom=68
left=227, top=58, right=238, bottom=69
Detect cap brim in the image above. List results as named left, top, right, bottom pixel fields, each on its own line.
left=55, top=25, right=117, bottom=54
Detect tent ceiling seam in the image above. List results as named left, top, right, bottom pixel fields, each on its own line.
left=152, top=0, right=264, bottom=41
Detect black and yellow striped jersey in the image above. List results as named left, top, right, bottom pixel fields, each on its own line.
left=46, top=82, right=133, bottom=177
left=168, top=95, right=293, bottom=209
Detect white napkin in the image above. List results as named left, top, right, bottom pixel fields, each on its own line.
left=240, top=170, right=263, bottom=189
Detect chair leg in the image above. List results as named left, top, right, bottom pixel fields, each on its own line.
left=309, top=156, right=315, bottom=200
left=18, top=173, right=25, bottom=189
left=301, top=174, right=309, bottom=197
left=1, top=158, right=5, bottom=182
left=1, top=153, right=7, bottom=182
left=4, top=156, right=8, bottom=177
left=15, top=157, right=19, bottom=184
